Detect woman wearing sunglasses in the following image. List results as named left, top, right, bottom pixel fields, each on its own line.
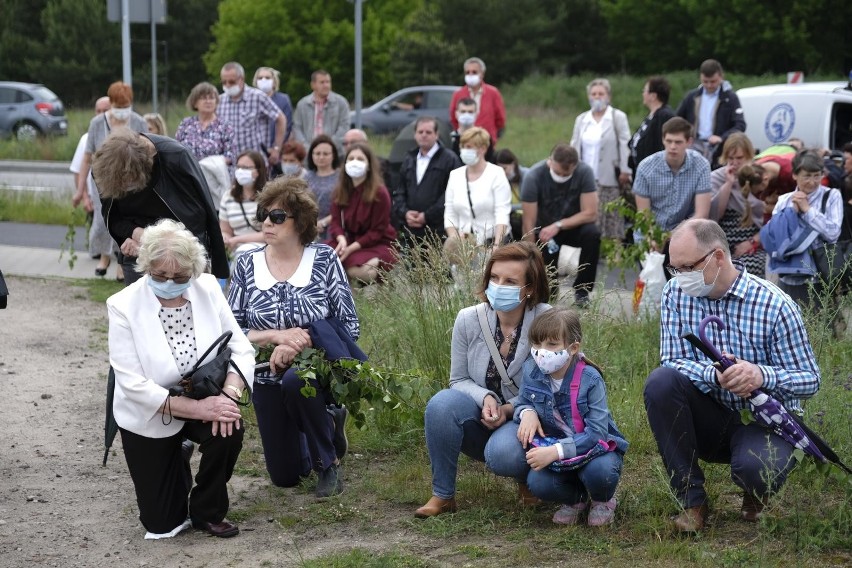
left=227, top=176, right=360, bottom=498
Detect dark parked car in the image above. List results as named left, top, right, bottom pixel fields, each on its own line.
left=0, top=81, right=68, bottom=141
left=351, top=85, right=455, bottom=135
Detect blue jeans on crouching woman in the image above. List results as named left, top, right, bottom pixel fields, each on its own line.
left=424, top=388, right=530, bottom=500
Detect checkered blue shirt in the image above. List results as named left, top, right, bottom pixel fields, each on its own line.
left=632, top=149, right=711, bottom=231
left=660, top=269, right=820, bottom=412
left=217, top=86, right=282, bottom=157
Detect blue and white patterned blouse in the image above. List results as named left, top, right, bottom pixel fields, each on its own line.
left=228, top=243, right=359, bottom=382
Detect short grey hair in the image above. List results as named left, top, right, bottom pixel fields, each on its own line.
left=135, top=218, right=208, bottom=277
left=586, top=78, right=611, bottom=96
left=464, top=57, right=486, bottom=72
left=221, top=61, right=245, bottom=79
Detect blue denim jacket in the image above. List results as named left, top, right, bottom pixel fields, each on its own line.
left=514, top=357, right=629, bottom=458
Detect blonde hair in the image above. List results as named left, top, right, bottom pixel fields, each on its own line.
left=719, top=133, right=756, bottom=227
left=92, top=128, right=154, bottom=199
left=143, top=113, right=167, bottom=137
left=586, top=78, right=611, bottom=96
left=135, top=218, right=208, bottom=276
left=252, top=66, right=280, bottom=92
left=459, top=126, right=490, bottom=150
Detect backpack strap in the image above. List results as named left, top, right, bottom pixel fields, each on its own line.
left=569, top=357, right=587, bottom=433
left=820, top=188, right=832, bottom=213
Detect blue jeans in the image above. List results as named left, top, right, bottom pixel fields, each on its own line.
left=424, top=388, right=529, bottom=499
left=526, top=452, right=623, bottom=504
left=644, top=367, right=796, bottom=508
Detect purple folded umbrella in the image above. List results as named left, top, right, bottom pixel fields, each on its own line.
left=683, top=315, right=850, bottom=473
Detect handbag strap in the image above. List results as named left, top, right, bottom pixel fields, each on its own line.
left=569, top=357, right=587, bottom=434
left=476, top=303, right=516, bottom=392
left=183, top=331, right=233, bottom=378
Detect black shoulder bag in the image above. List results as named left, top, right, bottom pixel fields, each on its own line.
left=168, top=331, right=251, bottom=404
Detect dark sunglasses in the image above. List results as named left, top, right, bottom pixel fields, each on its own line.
left=256, top=208, right=291, bottom=225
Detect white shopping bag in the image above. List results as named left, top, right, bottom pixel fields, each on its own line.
left=557, top=245, right=582, bottom=277
left=633, top=251, right=666, bottom=315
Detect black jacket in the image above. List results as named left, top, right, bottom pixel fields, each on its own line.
left=101, top=134, right=229, bottom=278
left=392, top=144, right=462, bottom=236
left=676, top=82, right=746, bottom=164
left=628, top=105, right=676, bottom=171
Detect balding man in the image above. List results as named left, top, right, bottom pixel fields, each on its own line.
left=644, top=219, right=820, bottom=532
left=218, top=61, right=286, bottom=165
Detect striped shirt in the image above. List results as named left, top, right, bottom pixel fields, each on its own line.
left=228, top=244, right=360, bottom=384
left=660, top=269, right=820, bottom=412
left=219, top=194, right=260, bottom=236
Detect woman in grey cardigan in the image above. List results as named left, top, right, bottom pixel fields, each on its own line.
left=415, top=242, right=552, bottom=517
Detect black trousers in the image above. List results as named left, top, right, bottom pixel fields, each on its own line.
left=253, top=371, right=336, bottom=488
left=540, top=223, right=601, bottom=298
left=643, top=367, right=796, bottom=509
left=119, top=420, right=244, bottom=534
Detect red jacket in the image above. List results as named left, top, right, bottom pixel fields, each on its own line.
left=449, top=83, right=506, bottom=145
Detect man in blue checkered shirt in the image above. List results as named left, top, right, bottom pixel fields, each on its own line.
left=644, top=219, right=820, bottom=533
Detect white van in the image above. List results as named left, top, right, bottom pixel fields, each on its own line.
left=736, top=81, right=852, bottom=152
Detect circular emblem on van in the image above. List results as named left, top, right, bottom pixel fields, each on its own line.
left=764, top=103, right=795, bottom=143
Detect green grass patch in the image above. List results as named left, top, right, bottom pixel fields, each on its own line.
left=302, top=549, right=433, bottom=568
left=0, top=188, right=83, bottom=225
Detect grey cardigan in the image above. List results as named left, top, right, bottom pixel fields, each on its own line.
left=449, top=302, right=551, bottom=408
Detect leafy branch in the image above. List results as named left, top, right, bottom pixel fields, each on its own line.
left=601, top=198, right=669, bottom=272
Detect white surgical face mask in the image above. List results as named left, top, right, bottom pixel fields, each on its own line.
left=589, top=98, right=609, bottom=113
left=549, top=168, right=571, bottom=184
left=223, top=84, right=241, bottom=98
left=111, top=107, right=132, bottom=121
left=676, top=256, right=721, bottom=298
left=282, top=163, right=301, bottom=176
left=235, top=167, right=255, bottom=186
left=456, top=111, right=476, bottom=128
left=345, top=160, right=368, bottom=179
left=256, top=78, right=274, bottom=93
left=465, top=74, right=481, bottom=88
left=460, top=148, right=479, bottom=166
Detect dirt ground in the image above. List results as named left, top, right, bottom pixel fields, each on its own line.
left=0, top=277, right=441, bottom=568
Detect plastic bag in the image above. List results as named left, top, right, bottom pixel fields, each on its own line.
left=557, top=245, right=582, bottom=277
left=633, top=251, right=665, bottom=315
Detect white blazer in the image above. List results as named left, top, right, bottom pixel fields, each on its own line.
left=107, top=273, right=255, bottom=438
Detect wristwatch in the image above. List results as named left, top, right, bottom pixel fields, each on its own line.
left=554, top=220, right=563, bottom=230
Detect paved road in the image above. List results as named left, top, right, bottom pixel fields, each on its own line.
left=0, top=160, right=75, bottom=195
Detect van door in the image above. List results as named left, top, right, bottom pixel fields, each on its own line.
left=831, top=101, right=852, bottom=150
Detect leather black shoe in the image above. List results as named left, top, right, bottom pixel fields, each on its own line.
left=192, top=519, right=239, bottom=538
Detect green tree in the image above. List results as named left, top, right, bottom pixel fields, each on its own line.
left=26, top=0, right=121, bottom=105
left=0, top=0, right=49, bottom=82
left=390, top=5, right=467, bottom=87
left=205, top=0, right=416, bottom=104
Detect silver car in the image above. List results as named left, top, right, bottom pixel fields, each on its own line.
left=0, top=81, right=68, bottom=141
left=351, top=85, right=456, bottom=135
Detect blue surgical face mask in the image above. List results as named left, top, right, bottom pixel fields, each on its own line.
left=486, top=282, right=526, bottom=312
left=282, top=163, right=301, bottom=176
left=148, top=277, right=192, bottom=299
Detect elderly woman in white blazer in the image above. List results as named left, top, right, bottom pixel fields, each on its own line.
left=415, top=242, right=551, bottom=518
left=570, top=78, right=632, bottom=241
left=107, top=219, right=254, bottom=540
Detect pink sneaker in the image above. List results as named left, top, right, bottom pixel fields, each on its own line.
left=588, top=498, right=617, bottom=526
left=552, top=502, right=587, bottom=525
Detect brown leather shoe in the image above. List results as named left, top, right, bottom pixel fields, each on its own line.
left=672, top=503, right=708, bottom=533
left=741, top=493, right=767, bottom=522
left=192, top=519, right=240, bottom=538
left=518, top=482, right=542, bottom=507
left=414, top=496, right=457, bottom=518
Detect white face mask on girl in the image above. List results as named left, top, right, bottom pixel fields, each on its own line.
left=460, top=148, right=479, bottom=166
left=531, top=347, right=572, bottom=375
left=234, top=168, right=255, bottom=186
left=345, top=160, right=368, bottom=179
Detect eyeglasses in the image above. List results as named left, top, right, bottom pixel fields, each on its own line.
left=150, top=272, right=192, bottom=284
left=256, top=208, right=291, bottom=225
left=666, top=249, right=717, bottom=276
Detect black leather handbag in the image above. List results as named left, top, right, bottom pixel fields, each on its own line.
left=168, top=331, right=250, bottom=405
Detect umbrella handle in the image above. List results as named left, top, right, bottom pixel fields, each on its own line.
left=698, top=315, right=736, bottom=369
